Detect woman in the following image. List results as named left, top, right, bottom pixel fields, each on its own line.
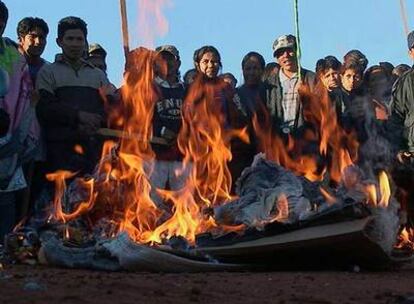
left=189, top=45, right=236, bottom=127
left=181, top=46, right=239, bottom=197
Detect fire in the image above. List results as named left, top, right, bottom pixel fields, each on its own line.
left=252, top=83, right=358, bottom=184
left=178, top=76, right=237, bottom=207
left=363, top=171, right=391, bottom=208
left=73, top=144, right=84, bottom=155
left=43, top=1, right=399, bottom=247
left=271, top=193, right=289, bottom=222
left=378, top=171, right=391, bottom=208
left=137, top=0, right=171, bottom=47
left=395, top=227, right=414, bottom=250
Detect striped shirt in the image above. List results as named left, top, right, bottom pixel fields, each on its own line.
left=279, top=69, right=299, bottom=129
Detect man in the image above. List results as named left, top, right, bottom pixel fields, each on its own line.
left=0, top=1, right=38, bottom=242
left=36, top=16, right=110, bottom=175
left=87, top=43, right=107, bottom=74
left=264, top=34, right=315, bottom=135
left=149, top=44, right=187, bottom=212
left=17, top=17, right=49, bottom=84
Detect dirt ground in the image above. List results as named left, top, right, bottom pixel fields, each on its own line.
left=1, top=264, right=414, bottom=304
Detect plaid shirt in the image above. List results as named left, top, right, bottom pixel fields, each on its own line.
left=279, top=69, right=299, bottom=128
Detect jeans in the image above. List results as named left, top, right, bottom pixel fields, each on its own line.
left=149, top=160, right=192, bottom=211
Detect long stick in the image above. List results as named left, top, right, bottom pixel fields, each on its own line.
left=119, top=0, right=130, bottom=60
left=399, top=0, right=410, bottom=36
left=293, top=0, right=302, bottom=79
left=97, top=128, right=169, bottom=146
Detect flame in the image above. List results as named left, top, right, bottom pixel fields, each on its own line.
left=45, top=2, right=397, bottom=247
left=395, top=227, right=414, bottom=250
left=252, top=83, right=358, bottom=184
left=272, top=193, right=289, bottom=222
left=137, top=0, right=171, bottom=47
left=73, top=144, right=84, bottom=155
left=363, top=171, right=391, bottom=208
left=365, top=184, right=378, bottom=207
left=378, top=171, right=391, bottom=208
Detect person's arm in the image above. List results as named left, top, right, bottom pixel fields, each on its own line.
left=387, top=75, right=409, bottom=152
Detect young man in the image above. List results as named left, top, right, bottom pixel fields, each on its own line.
left=389, top=30, right=414, bottom=158
left=150, top=45, right=187, bottom=212
left=0, top=1, right=38, bottom=242
left=17, top=17, right=49, bottom=84
left=36, top=16, right=110, bottom=175
left=264, top=34, right=315, bottom=136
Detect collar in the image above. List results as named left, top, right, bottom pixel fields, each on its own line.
left=55, top=54, right=95, bottom=69
left=155, top=76, right=182, bottom=88
left=279, top=68, right=298, bottom=82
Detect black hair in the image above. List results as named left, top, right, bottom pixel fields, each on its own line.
left=183, top=68, right=197, bottom=83
left=193, top=45, right=222, bottom=69
left=0, top=1, right=8, bottom=22
left=340, top=60, right=364, bottom=76
left=315, top=56, right=341, bottom=74
left=364, top=65, right=388, bottom=83
left=393, top=64, right=411, bottom=78
left=241, top=51, right=265, bottom=70
left=57, top=16, right=87, bottom=40
left=17, top=17, right=49, bottom=39
left=343, top=49, right=368, bottom=72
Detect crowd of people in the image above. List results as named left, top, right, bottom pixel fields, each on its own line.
left=1, top=0, right=414, bottom=243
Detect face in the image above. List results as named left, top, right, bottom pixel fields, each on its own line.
left=340, top=68, right=362, bottom=92
left=222, top=75, right=237, bottom=88
left=155, top=51, right=179, bottom=80
left=19, top=27, right=47, bottom=58
left=57, top=29, right=86, bottom=61
left=243, top=56, right=264, bottom=86
left=197, top=52, right=220, bottom=79
left=275, top=47, right=297, bottom=73
left=320, top=68, right=340, bottom=91
left=409, top=48, right=414, bottom=61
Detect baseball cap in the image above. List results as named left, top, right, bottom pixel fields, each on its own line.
left=155, top=45, right=180, bottom=60
left=88, top=43, right=107, bottom=58
left=272, top=35, right=296, bottom=57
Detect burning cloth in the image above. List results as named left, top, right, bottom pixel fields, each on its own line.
left=212, top=154, right=311, bottom=228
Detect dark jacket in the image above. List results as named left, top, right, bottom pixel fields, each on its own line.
left=264, top=68, right=316, bottom=134
left=36, top=56, right=109, bottom=173
left=388, top=68, right=414, bottom=152
left=152, top=77, right=185, bottom=161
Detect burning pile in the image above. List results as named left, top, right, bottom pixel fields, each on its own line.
left=2, top=46, right=405, bottom=272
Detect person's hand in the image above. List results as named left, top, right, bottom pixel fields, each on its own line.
left=100, top=83, right=117, bottom=97
left=397, top=151, right=413, bottom=164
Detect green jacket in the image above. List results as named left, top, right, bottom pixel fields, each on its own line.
left=388, top=68, right=414, bottom=152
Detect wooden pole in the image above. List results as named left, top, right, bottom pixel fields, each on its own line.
left=119, top=0, right=130, bottom=60
left=399, top=0, right=409, bottom=36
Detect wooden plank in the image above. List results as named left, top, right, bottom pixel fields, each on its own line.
left=97, top=128, right=169, bottom=145
left=192, top=217, right=392, bottom=269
